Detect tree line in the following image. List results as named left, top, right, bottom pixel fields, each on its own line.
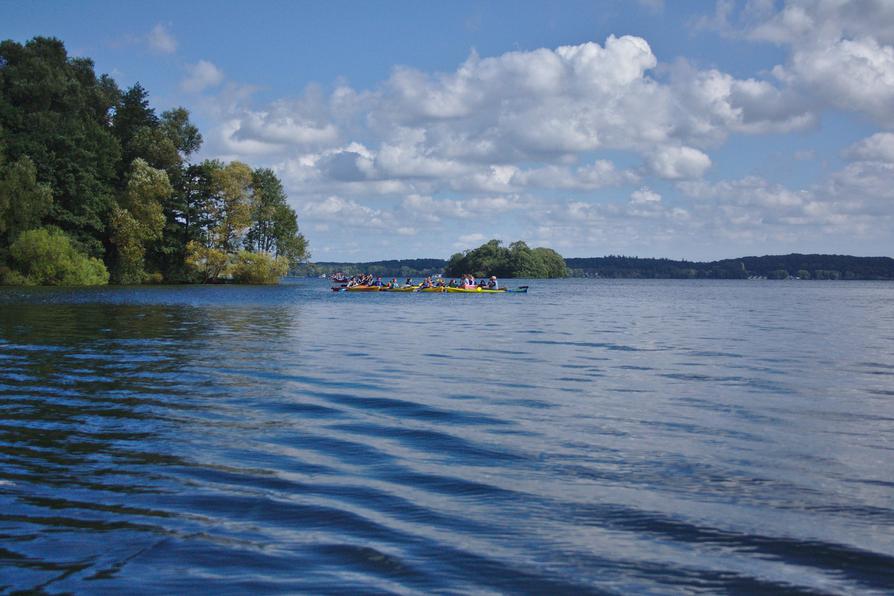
left=0, top=37, right=307, bottom=285
left=298, top=251, right=894, bottom=280
left=566, top=254, right=894, bottom=280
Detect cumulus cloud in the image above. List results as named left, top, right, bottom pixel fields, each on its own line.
left=190, top=16, right=894, bottom=259
left=843, top=132, right=894, bottom=163
left=401, top=194, right=524, bottom=222
left=630, top=187, right=662, bottom=204
left=181, top=60, right=225, bottom=94
left=147, top=23, right=177, bottom=54
left=699, top=0, right=894, bottom=125
left=648, top=146, right=712, bottom=179
left=196, top=29, right=854, bottom=229
left=301, top=196, right=397, bottom=230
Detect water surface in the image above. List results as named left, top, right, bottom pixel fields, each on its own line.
left=1, top=279, right=893, bottom=593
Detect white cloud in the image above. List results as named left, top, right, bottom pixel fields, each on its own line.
left=401, top=194, right=523, bottom=222
left=300, top=195, right=397, bottom=231
left=781, top=36, right=894, bottom=122
left=147, top=23, right=177, bottom=54
left=630, top=187, right=662, bottom=204
left=181, top=60, right=225, bottom=94
left=648, top=146, right=712, bottom=179
left=187, top=18, right=894, bottom=259
left=200, top=33, right=823, bottom=199
left=843, top=132, right=894, bottom=163
left=699, top=1, right=894, bottom=125
left=457, top=233, right=486, bottom=246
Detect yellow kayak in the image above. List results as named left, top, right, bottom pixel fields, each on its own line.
left=344, top=285, right=380, bottom=292
left=445, top=286, right=506, bottom=293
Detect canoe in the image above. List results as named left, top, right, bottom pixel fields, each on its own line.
left=345, top=285, right=381, bottom=292
left=445, top=286, right=528, bottom=293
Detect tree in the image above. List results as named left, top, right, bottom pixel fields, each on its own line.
left=246, top=168, right=308, bottom=266
left=109, top=158, right=171, bottom=283
left=184, top=241, right=229, bottom=283
left=160, top=107, right=202, bottom=158
left=532, top=247, right=568, bottom=277
left=112, top=83, right=158, bottom=169
left=0, top=155, right=53, bottom=244
left=230, top=250, right=289, bottom=284
left=4, top=227, right=108, bottom=285
left=210, top=161, right=252, bottom=252
left=444, top=239, right=568, bottom=278
left=0, top=37, right=309, bottom=285
left=152, top=160, right=217, bottom=281
left=0, top=37, right=121, bottom=255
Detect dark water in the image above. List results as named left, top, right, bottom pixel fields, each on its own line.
left=1, top=279, right=893, bottom=594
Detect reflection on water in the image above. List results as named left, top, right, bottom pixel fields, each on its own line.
left=1, top=279, right=893, bottom=593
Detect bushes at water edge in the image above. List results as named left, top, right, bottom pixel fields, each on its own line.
left=229, top=251, right=290, bottom=284
left=2, top=228, right=109, bottom=285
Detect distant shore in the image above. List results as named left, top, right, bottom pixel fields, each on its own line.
left=294, top=253, right=894, bottom=281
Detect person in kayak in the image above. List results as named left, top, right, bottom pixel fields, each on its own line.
left=405, top=277, right=413, bottom=287
left=487, top=275, right=499, bottom=290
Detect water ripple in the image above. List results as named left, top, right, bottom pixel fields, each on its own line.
left=1, top=279, right=893, bottom=592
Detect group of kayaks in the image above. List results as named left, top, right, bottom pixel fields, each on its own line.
left=332, top=284, right=528, bottom=293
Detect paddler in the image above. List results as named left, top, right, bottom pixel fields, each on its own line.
left=487, top=275, right=499, bottom=290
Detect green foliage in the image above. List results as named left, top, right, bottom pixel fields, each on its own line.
left=565, top=255, right=894, bottom=279
left=0, top=36, right=307, bottom=285
left=160, top=108, right=202, bottom=158
left=444, top=239, right=568, bottom=278
left=153, top=160, right=217, bottom=282
left=0, top=37, right=120, bottom=255
left=210, top=161, right=253, bottom=252
left=109, top=159, right=171, bottom=283
left=0, top=155, right=53, bottom=243
left=246, top=168, right=308, bottom=266
left=127, top=126, right=179, bottom=172
left=184, top=241, right=229, bottom=283
left=121, top=158, right=170, bottom=237
left=4, top=227, right=108, bottom=285
left=230, top=250, right=290, bottom=284
left=112, top=83, right=158, bottom=171
left=109, top=207, right=145, bottom=284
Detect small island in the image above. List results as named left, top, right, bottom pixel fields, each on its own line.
left=0, top=37, right=307, bottom=286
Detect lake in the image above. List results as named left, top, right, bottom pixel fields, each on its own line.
left=1, top=279, right=893, bottom=593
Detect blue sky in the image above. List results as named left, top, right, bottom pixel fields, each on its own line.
left=5, top=0, right=894, bottom=260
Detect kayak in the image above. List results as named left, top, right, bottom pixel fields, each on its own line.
left=446, top=285, right=528, bottom=293
left=446, top=286, right=495, bottom=293
left=333, top=284, right=528, bottom=293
